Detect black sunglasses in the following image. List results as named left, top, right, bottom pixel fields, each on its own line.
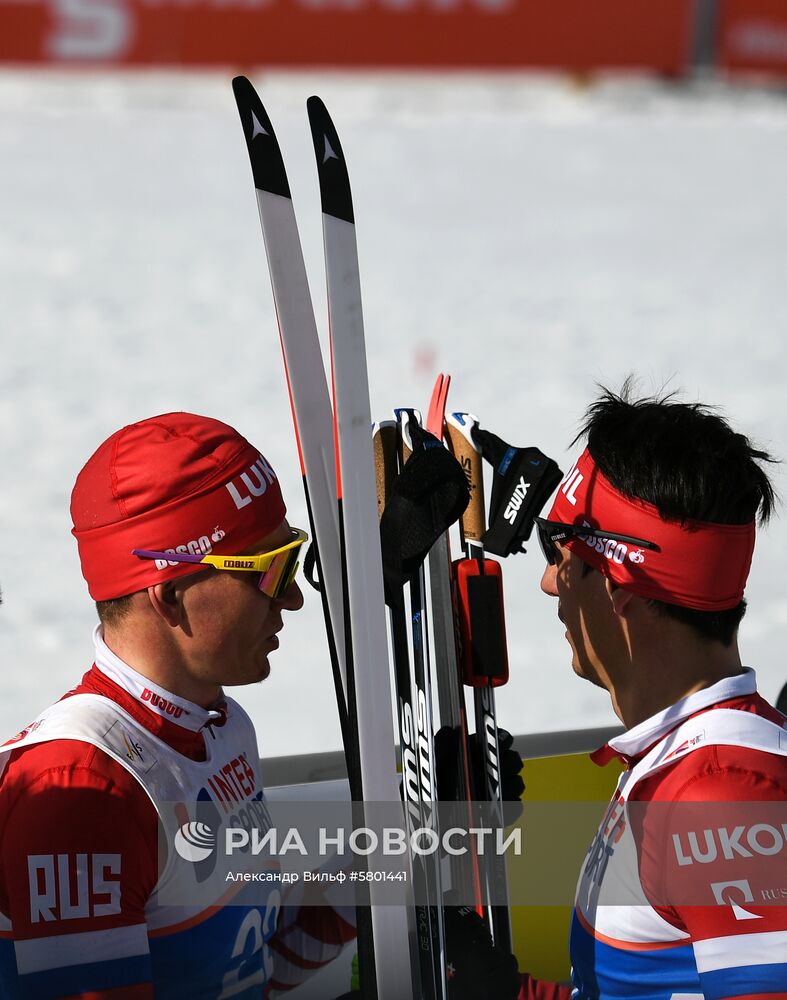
left=534, top=516, right=659, bottom=566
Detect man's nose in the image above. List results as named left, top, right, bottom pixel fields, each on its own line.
left=540, top=563, right=558, bottom=597
left=276, top=579, right=305, bottom=612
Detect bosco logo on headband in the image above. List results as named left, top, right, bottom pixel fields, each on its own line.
left=546, top=449, right=756, bottom=612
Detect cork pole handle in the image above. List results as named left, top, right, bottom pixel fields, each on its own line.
left=373, top=421, right=398, bottom=523
left=446, top=413, right=485, bottom=549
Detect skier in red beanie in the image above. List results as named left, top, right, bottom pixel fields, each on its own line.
left=0, top=412, right=359, bottom=998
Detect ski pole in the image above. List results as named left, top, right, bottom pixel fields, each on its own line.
left=375, top=417, right=446, bottom=1000
left=446, top=411, right=513, bottom=955
left=424, top=376, right=486, bottom=917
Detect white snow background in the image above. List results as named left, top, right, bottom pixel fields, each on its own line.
left=1, top=71, right=786, bottom=755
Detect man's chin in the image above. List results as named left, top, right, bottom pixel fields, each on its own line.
left=225, top=657, right=271, bottom=687
left=572, top=657, right=605, bottom=689
left=568, top=641, right=602, bottom=688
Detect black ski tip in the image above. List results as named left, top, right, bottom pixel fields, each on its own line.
left=232, top=76, right=290, bottom=200
left=306, top=95, right=354, bottom=225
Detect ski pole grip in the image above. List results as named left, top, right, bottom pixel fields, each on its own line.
left=446, top=414, right=485, bottom=546
left=373, top=421, right=398, bottom=522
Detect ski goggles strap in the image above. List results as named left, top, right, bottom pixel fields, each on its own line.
left=132, top=528, right=308, bottom=599
left=302, top=541, right=322, bottom=593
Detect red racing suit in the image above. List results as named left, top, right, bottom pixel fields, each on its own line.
left=0, top=627, right=355, bottom=999
left=520, top=670, right=787, bottom=1000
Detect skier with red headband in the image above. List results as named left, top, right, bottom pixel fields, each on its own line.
left=519, top=384, right=787, bottom=999
left=0, top=412, right=357, bottom=998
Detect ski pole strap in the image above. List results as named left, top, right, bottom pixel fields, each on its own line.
left=303, top=541, right=322, bottom=592
left=380, top=422, right=469, bottom=606
left=473, top=428, right=563, bottom=558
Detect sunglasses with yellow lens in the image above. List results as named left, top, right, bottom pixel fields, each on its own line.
left=133, top=528, right=308, bottom=599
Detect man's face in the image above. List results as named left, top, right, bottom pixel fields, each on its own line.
left=540, top=542, right=622, bottom=692
left=173, top=520, right=304, bottom=691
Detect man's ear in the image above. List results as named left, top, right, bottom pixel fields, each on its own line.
left=147, top=581, right=185, bottom=628
left=605, top=578, right=636, bottom=618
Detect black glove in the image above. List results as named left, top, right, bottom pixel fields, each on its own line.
left=445, top=905, right=520, bottom=1000
left=472, top=427, right=563, bottom=559
left=435, top=726, right=525, bottom=822
left=380, top=420, right=470, bottom=607
left=333, top=906, right=521, bottom=1000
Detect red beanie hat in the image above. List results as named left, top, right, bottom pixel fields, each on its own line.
left=71, top=412, right=287, bottom=600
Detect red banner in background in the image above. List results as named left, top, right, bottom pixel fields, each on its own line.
left=718, top=0, right=787, bottom=77
left=0, top=0, right=693, bottom=71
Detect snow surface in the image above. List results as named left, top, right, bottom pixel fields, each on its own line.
left=1, top=70, right=786, bottom=756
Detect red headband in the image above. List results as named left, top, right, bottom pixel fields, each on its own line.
left=546, top=448, right=755, bottom=611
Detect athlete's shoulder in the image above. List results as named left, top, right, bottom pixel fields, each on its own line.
left=0, top=737, right=159, bottom=873
left=1, top=736, right=147, bottom=797
left=634, top=694, right=787, bottom=804
left=715, top=690, right=786, bottom=727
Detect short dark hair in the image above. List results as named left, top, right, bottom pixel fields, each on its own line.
left=96, top=595, right=134, bottom=629
left=575, top=379, right=778, bottom=645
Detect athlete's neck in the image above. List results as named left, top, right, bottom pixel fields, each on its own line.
left=610, top=621, right=744, bottom=729
left=92, top=626, right=226, bottom=739
left=101, top=617, right=223, bottom=709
